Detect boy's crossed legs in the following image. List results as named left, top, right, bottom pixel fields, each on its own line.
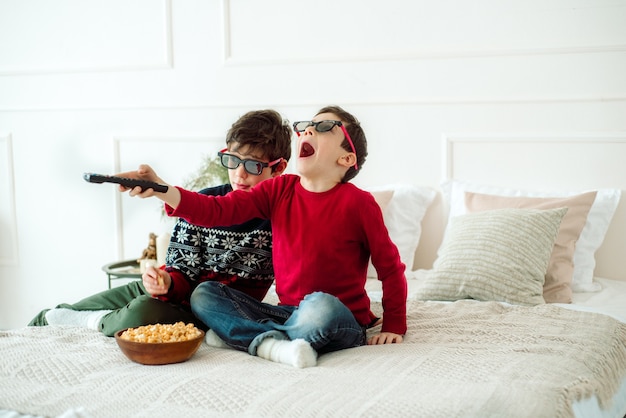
left=191, top=282, right=366, bottom=368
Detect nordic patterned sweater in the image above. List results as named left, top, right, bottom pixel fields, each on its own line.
left=166, top=174, right=408, bottom=335
left=158, top=184, right=274, bottom=308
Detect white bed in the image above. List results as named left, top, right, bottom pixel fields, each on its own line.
left=1, top=281, right=625, bottom=418
left=1, top=138, right=625, bottom=418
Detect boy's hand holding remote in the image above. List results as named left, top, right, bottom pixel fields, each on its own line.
left=116, top=164, right=182, bottom=209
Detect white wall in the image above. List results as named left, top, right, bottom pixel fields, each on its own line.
left=1, top=0, right=625, bottom=329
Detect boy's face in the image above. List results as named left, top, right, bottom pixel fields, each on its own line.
left=225, top=144, right=282, bottom=192
left=296, top=112, right=354, bottom=180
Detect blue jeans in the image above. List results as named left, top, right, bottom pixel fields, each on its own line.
left=190, top=281, right=366, bottom=356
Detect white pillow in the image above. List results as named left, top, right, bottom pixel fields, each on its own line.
left=441, top=180, right=621, bottom=292
left=366, top=184, right=436, bottom=280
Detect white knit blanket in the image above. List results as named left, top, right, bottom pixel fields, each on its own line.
left=1, top=300, right=625, bottom=418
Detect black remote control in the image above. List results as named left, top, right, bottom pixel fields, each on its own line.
left=83, top=173, right=169, bottom=193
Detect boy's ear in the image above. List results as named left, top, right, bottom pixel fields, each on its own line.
left=272, top=159, right=288, bottom=176
left=338, top=153, right=357, bottom=169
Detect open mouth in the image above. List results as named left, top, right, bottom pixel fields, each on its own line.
left=299, top=142, right=315, bottom=158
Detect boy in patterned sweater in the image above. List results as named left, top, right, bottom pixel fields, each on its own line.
left=29, top=109, right=292, bottom=336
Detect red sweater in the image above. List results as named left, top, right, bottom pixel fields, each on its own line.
left=167, top=174, right=407, bottom=335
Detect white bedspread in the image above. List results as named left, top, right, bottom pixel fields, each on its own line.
left=2, top=298, right=626, bottom=418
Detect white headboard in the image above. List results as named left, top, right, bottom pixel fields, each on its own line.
left=414, top=134, right=626, bottom=281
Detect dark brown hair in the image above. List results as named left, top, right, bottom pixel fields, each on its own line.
left=226, top=109, right=292, bottom=170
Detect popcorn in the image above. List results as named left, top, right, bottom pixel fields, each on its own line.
left=120, top=322, right=202, bottom=343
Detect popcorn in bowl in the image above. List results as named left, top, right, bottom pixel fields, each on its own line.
left=115, top=322, right=205, bottom=365
left=119, top=322, right=203, bottom=343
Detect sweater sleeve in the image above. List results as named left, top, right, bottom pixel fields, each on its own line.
left=363, top=194, right=408, bottom=335
left=165, top=184, right=273, bottom=227
left=157, top=267, right=191, bottom=305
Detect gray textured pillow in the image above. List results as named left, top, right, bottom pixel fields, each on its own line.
left=416, top=207, right=567, bottom=306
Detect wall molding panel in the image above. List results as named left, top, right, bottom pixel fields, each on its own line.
left=221, top=0, right=626, bottom=66
left=0, top=0, right=173, bottom=75
left=443, top=133, right=626, bottom=187
left=0, top=134, right=18, bottom=266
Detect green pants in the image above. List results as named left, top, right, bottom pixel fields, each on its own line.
left=28, top=281, right=207, bottom=337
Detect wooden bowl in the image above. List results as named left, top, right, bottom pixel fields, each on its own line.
left=114, top=328, right=205, bottom=365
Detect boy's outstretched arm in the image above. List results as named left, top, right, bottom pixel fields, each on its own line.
left=116, top=164, right=182, bottom=209
left=367, top=332, right=403, bottom=345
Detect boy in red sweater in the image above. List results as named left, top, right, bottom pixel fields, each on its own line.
left=120, top=106, right=407, bottom=368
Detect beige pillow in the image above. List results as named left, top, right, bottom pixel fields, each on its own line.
left=464, top=191, right=597, bottom=303
left=416, top=207, right=567, bottom=306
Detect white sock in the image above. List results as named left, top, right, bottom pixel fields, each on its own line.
left=205, top=329, right=231, bottom=349
left=45, top=308, right=112, bottom=331
left=256, top=337, right=317, bottom=368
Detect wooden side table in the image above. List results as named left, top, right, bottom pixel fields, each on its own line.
left=102, top=259, right=142, bottom=289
